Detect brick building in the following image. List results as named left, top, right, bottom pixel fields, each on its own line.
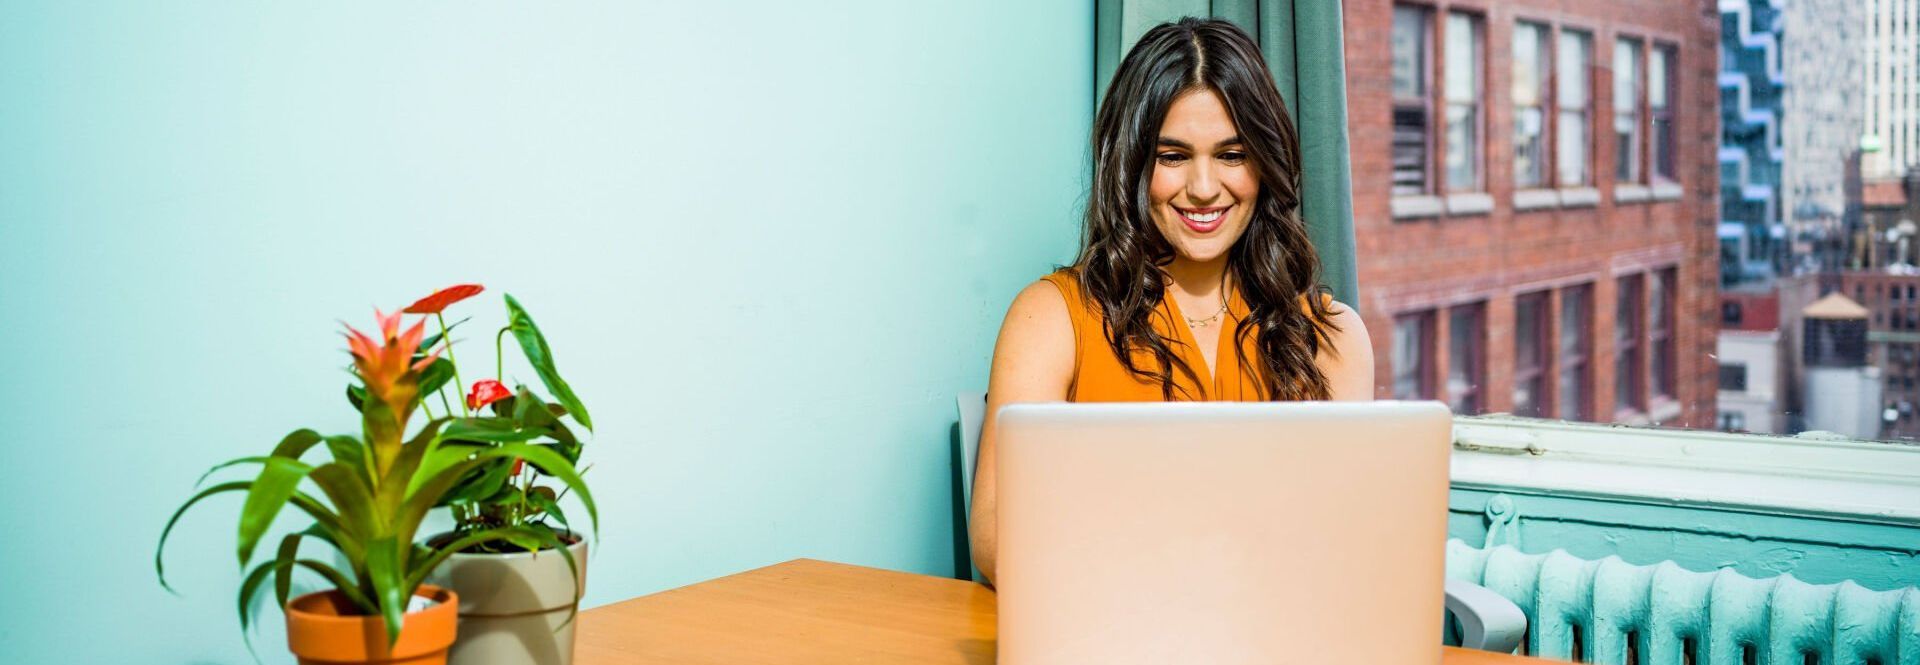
left=1343, top=0, right=1722, bottom=427
left=1830, top=271, right=1920, bottom=439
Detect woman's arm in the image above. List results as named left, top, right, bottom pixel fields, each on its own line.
left=1320, top=300, right=1376, bottom=401
left=970, top=279, right=1077, bottom=585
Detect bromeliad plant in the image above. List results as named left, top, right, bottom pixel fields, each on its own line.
left=155, top=286, right=598, bottom=648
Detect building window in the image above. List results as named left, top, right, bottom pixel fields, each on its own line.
left=1448, top=302, right=1486, bottom=414
left=1444, top=12, right=1483, bottom=192
left=1614, top=37, right=1643, bottom=184
left=1719, top=363, right=1749, bottom=392
left=1393, top=310, right=1436, bottom=400
left=1557, top=30, right=1593, bottom=186
left=1650, top=268, right=1676, bottom=400
left=1616, top=274, right=1646, bottom=414
left=1514, top=291, right=1550, bottom=417
left=1513, top=21, right=1551, bottom=189
left=1650, top=44, right=1677, bottom=182
left=1392, top=5, right=1432, bottom=195
left=1559, top=284, right=1593, bottom=420
left=1718, top=411, right=1747, bottom=431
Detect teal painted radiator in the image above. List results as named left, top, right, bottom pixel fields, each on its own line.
left=1446, top=540, right=1920, bottom=664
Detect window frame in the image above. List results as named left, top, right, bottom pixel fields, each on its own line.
left=1615, top=274, right=1647, bottom=417
left=1613, top=35, right=1645, bottom=186
left=1555, top=29, right=1595, bottom=188
left=1512, top=20, right=1553, bottom=190
left=1650, top=267, right=1677, bottom=402
left=1514, top=290, right=1552, bottom=417
left=1393, top=309, right=1439, bottom=400
left=1649, top=43, right=1679, bottom=183
left=1558, top=283, right=1594, bottom=421
left=1391, top=4, right=1437, bottom=197
left=1447, top=301, right=1487, bottom=414
left=1441, top=10, right=1486, bottom=194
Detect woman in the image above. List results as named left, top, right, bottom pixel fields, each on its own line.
left=968, top=17, right=1374, bottom=583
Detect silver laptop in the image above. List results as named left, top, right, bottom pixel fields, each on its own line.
left=994, top=401, right=1452, bottom=665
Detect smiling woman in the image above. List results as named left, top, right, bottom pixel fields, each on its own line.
left=966, top=17, right=1375, bottom=583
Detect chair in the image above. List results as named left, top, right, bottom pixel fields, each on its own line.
left=950, top=392, right=1528, bottom=654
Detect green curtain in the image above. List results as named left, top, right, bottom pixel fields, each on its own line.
left=1094, top=0, right=1359, bottom=304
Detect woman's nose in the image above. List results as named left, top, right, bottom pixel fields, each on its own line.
left=1186, top=161, right=1222, bottom=201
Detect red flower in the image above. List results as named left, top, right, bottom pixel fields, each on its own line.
left=466, top=379, right=512, bottom=411
left=404, top=284, right=484, bottom=315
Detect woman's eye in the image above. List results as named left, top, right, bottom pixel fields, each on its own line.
left=1219, top=151, right=1247, bottom=165
left=1156, top=152, right=1188, bottom=165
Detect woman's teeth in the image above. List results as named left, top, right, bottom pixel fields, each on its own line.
left=1182, top=209, right=1224, bottom=222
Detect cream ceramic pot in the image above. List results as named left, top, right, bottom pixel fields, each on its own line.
left=428, top=535, right=588, bottom=665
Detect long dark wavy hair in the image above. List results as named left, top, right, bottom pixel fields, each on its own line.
left=1074, top=16, right=1340, bottom=401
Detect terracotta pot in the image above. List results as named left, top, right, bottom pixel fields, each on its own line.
left=428, top=534, right=589, bottom=665
left=285, top=584, right=458, bottom=665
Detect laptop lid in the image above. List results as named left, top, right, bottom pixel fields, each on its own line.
left=994, top=401, right=1452, bottom=665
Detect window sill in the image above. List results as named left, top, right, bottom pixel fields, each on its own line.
left=1557, top=187, right=1601, bottom=208
left=1513, top=189, right=1561, bottom=211
left=1615, top=184, right=1652, bottom=203
left=1648, top=397, right=1682, bottom=424
left=1445, top=192, right=1494, bottom=215
left=1450, top=415, right=1920, bottom=525
left=1651, top=181, right=1683, bottom=201
left=1391, top=194, right=1445, bottom=219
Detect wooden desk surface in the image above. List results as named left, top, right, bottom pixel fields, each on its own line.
left=575, top=558, right=1549, bottom=664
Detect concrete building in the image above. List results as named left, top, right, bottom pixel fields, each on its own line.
left=1863, top=0, right=1920, bottom=181
left=1345, top=0, right=1721, bottom=427
left=1780, top=0, right=1865, bottom=274
left=1717, top=286, right=1785, bottom=433
left=1831, top=270, right=1920, bottom=439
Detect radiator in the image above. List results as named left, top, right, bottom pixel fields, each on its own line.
left=1446, top=540, right=1920, bottom=665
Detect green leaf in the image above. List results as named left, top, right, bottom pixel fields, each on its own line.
left=416, top=316, right=469, bottom=355
left=347, top=384, right=367, bottom=412
left=366, top=536, right=409, bottom=646
left=157, top=481, right=249, bottom=593
left=442, top=416, right=545, bottom=443
left=401, top=443, right=597, bottom=545
left=525, top=487, right=570, bottom=530
left=376, top=418, right=450, bottom=515
left=323, top=435, right=372, bottom=482
left=237, top=456, right=316, bottom=568
left=307, top=462, right=380, bottom=539
left=270, top=429, right=324, bottom=459
left=417, top=358, right=457, bottom=404
left=503, top=294, right=592, bottom=431
left=438, top=457, right=514, bottom=506
left=194, top=456, right=268, bottom=488
left=405, top=525, right=578, bottom=612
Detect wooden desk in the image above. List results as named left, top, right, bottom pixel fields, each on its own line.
left=576, top=558, right=1549, bottom=664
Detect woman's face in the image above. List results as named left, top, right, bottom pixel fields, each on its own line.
left=1147, top=87, right=1259, bottom=265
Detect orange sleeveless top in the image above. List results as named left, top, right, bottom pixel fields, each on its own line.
left=1041, top=271, right=1329, bottom=402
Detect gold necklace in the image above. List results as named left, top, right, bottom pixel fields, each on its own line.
left=1183, top=292, right=1229, bottom=328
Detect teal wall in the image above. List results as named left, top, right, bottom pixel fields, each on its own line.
left=0, top=2, right=1092, bottom=662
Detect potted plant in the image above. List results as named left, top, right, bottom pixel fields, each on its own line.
left=406, top=285, right=601, bottom=665
left=155, top=290, right=597, bottom=665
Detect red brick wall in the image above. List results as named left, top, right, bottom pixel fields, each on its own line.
left=1343, top=0, right=1722, bottom=426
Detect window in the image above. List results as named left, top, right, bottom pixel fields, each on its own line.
left=1393, top=310, right=1436, bottom=399
left=1392, top=6, right=1432, bottom=195
left=1557, top=30, right=1593, bottom=186
left=1616, top=274, right=1645, bottom=414
left=1559, top=284, right=1593, bottom=420
left=1650, top=268, right=1676, bottom=401
left=1513, top=21, right=1551, bottom=188
left=1650, top=44, right=1676, bottom=181
left=1448, top=302, right=1486, bottom=413
left=1614, top=37, right=1642, bottom=184
left=1514, top=291, right=1550, bottom=417
left=1719, top=363, right=1749, bottom=392
left=1444, top=13, right=1483, bottom=192
left=1717, top=411, right=1746, bottom=431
